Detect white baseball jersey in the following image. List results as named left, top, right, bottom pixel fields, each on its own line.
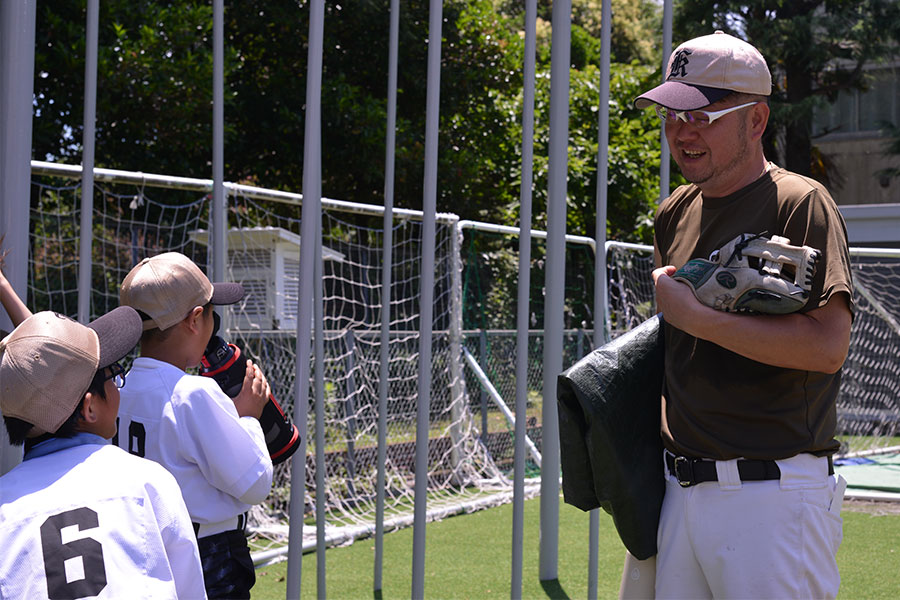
left=115, top=357, right=273, bottom=526
left=0, top=433, right=206, bottom=600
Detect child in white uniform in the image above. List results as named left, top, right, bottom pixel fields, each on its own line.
left=0, top=308, right=206, bottom=600
left=116, top=252, right=272, bottom=599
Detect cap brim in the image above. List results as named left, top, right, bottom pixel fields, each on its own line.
left=634, top=81, right=732, bottom=111
left=210, top=282, right=244, bottom=305
left=87, top=306, right=143, bottom=368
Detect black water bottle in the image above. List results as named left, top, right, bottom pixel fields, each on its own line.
left=200, top=313, right=301, bottom=465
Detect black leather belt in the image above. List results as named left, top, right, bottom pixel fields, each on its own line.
left=665, top=452, right=780, bottom=487
left=664, top=452, right=834, bottom=488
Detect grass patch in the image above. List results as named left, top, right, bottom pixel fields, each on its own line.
left=250, top=496, right=900, bottom=599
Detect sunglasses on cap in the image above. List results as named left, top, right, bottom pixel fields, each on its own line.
left=656, top=101, right=759, bottom=128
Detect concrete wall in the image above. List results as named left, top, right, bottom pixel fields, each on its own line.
left=838, top=203, right=900, bottom=248
left=818, top=136, right=900, bottom=206
left=816, top=134, right=900, bottom=248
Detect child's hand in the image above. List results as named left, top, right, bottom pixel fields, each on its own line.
left=232, top=359, right=270, bottom=420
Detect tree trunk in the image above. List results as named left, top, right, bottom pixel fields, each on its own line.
left=776, top=1, right=818, bottom=178
left=783, top=64, right=813, bottom=178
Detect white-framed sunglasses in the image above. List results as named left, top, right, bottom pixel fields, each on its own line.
left=655, top=101, right=759, bottom=128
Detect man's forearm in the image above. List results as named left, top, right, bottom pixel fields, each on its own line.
left=654, top=269, right=851, bottom=373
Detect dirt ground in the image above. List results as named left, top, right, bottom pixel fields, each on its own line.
left=842, top=498, right=900, bottom=516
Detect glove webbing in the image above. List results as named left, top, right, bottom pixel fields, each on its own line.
left=721, top=231, right=769, bottom=269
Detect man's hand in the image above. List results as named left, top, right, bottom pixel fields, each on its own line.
left=652, top=265, right=709, bottom=334
left=233, top=359, right=270, bottom=420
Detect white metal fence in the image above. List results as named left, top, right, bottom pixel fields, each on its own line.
left=23, top=160, right=900, bottom=595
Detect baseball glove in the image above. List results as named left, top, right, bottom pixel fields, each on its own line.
left=671, top=232, right=820, bottom=314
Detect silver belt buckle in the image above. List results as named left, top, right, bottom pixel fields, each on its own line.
left=673, top=456, right=694, bottom=487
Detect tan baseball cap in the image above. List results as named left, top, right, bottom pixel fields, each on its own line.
left=634, top=31, right=771, bottom=110
left=0, top=307, right=142, bottom=435
left=120, top=252, right=244, bottom=331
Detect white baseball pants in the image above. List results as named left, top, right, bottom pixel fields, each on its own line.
left=655, top=452, right=846, bottom=600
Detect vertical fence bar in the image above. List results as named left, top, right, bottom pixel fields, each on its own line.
left=285, top=0, right=325, bottom=596
left=480, top=329, right=488, bottom=440
left=313, top=206, right=327, bottom=596
left=77, top=0, right=99, bottom=323
left=594, top=0, right=612, bottom=344
left=448, top=220, right=466, bottom=483
left=588, top=1, right=613, bottom=597
left=659, top=0, right=672, bottom=203
left=540, top=0, right=572, bottom=580
left=374, top=0, right=400, bottom=586
left=212, top=0, right=226, bottom=284
left=343, top=330, right=359, bottom=497
left=0, top=0, right=36, bottom=476
left=0, top=0, right=34, bottom=331
left=411, top=0, right=443, bottom=594
left=511, top=0, right=537, bottom=592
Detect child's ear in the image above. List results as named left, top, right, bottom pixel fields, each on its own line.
left=186, top=306, right=205, bottom=333
left=80, top=393, right=100, bottom=425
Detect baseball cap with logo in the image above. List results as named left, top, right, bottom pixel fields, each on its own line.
left=120, top=252, right=244, bottom=331
left=0, top=307, right=142, bottom=435
left=634, top=31, right=771, bottom=111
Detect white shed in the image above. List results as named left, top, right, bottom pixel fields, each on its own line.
left=190, top=226, right=344, bottom=330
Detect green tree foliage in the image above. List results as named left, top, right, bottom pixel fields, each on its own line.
left=32, top=0, right=666, bottom=242
left=34, top=1, right=219, bottom=175
left=673, top=0, right=900, bottom=184
left=461, top=62, right=664, bottom=330
left=33, top=0, right=671, bottom=332
left=499, top=0, right=661, bottom=65
left=569, top=0, right=661, bottom=65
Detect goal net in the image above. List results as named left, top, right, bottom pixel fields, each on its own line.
left=27, top=166, right=517, bottom=556
left=837, top=253, right=900, bottom=455
left=218, top=190, right=515, bottom=546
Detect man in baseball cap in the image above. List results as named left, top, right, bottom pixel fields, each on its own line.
left=117, top=252, right=272, bottom=599
left=0, top=308, right=206, bottom=598
left=631, top=31, right=852, bottom=599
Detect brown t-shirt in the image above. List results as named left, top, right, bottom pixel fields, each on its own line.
left=654, top=165, right=853, bottom=460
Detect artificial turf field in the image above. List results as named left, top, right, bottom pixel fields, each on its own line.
left=249, top=495, right=900, bottom=599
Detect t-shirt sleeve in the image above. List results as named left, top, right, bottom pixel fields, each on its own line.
left=235, top=415, right=274, bottom=505
left=654, top=196, right=674, bottom=262
left=781, top=187, right=853, bottom=313
left=173, top=377, right=273, bottom=505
